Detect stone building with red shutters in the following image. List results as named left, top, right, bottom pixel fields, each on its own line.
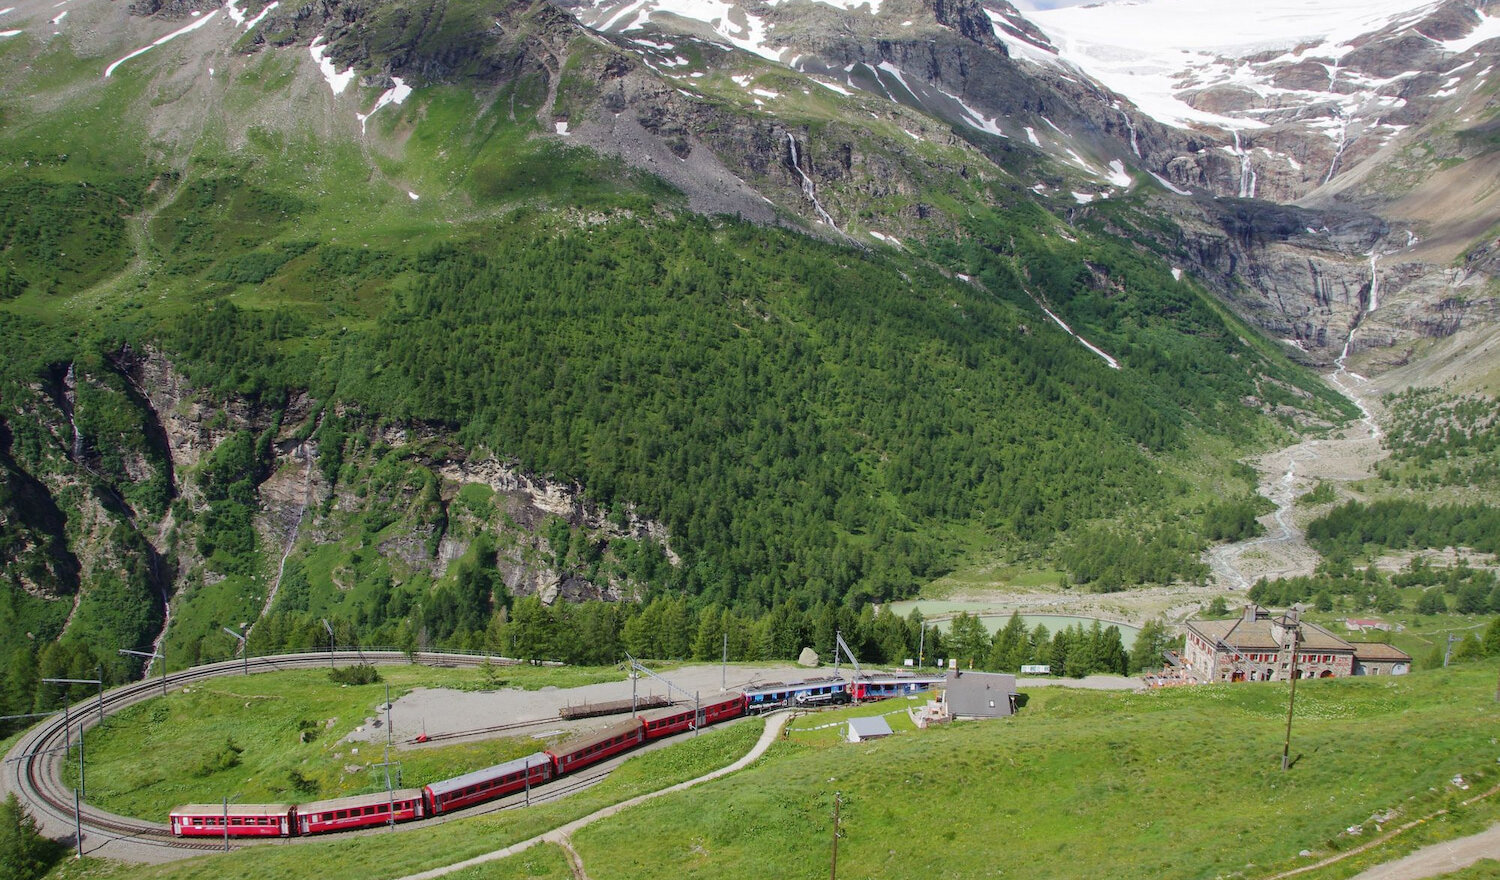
left=1182, top=605, right=1410, bottom=683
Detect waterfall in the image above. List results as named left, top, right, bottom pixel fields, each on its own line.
left=1323, top=114, right=1351, bottom=185
left=1118, top=104, right=1140, bottom=158
left=1328, top=247, right=1383, bottom=440
left=785, top=133, right=840, bottom=230
left=64, top=362, right=83, bottom=462
left=1232, top=130, right=1256, bottom=199
left=256, top=441, right=317, bottom=628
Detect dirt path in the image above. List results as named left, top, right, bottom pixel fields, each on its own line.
left=1262, top=781, right=1500, bottom=880
left=391, top=711, right=793, bottom=880
left=1345, top=825, right=1500, bottom=880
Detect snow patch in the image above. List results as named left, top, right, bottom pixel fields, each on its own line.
left=581, top=0, right=780, bottom=62
left=1042, top=308, right=1120, bottom=369
left=1105, top=159, right=1132, bottom=188
left=104, top=11, right=220, bottom=77
left=1025, top=0, right=1440, bottom=130
left=1148, top=171, right=1191, bottom=195
left=555, top=121, right=570, bottom=135
left=1071, top=191, right=1094, bottom=203
left=1438, top=12, right=1500, bottom=54
left=813, top=78, right=852, bottom=95
left=49, top=9, right=65, bottom=24
left=243, top=1, right=276, bottom=30
left=310, top=35, right=356, bottom=96
left=1171, top=267, right=1182, bottom=281
left=408, top=191, right=419, bottom=201
left=0, top=28, right=19, bottom=36
left=356, top=76, right=412, bottom=134
left=1024, top=126, right=1040, bottom=146
left=763, top=0, right=881, bottom=13
left=1062, top=148, right=1098, bottom=175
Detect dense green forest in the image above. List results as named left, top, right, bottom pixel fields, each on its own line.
left=1307, top=499, right=1500, bottom=557
left=1379, top=387, right=1500, bottom=490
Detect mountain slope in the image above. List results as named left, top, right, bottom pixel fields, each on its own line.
left=0, top=0, right=1464, bottom=723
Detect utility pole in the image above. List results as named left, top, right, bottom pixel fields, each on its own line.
left=1282, top=617, right=1301, bottom=772
left=322, top=618, right=336, bottom=669
left=382, top=685, right=394, bottom=829
left=830, top=791, right=843, bottom=880
left=120, top=648, right=167, bottom=697
left=722, top=631, right=728, bottom=692
left=64, top=701, right=82, bottom=858
left=43, top=676, right=100, bottom=859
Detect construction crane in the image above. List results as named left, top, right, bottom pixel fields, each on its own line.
left=833, top=631, right=862, bottom=681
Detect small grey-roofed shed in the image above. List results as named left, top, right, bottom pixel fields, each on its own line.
left=847, top=715, right=894, bottom=743
left=944, top=670, right=1018, bottom=719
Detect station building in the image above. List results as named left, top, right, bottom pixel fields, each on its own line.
left=1183, top=605, right=1411, bottom=683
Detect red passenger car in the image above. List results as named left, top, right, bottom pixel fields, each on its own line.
left=423, top=752, right=553, bottom=815
left=640, top=693, right=745, bottom=740
left=546, top=719, right=645, bottom=774
left=169, top=804, right=294, bottom=837
left=298, top=788, right=426, bottom=834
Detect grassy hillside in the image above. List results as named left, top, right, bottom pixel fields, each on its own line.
left=576, top=667, right=1500, bottom=880
left=48, top=661, right=1500, bottom=880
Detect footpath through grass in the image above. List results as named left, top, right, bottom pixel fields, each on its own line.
left=572, top=666, right=1500, bottom=880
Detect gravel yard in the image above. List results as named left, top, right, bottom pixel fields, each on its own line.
left=344, top=663, right=814, bottom=746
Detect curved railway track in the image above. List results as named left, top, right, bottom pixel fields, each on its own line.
left=2, top=651, right=566, bottom=861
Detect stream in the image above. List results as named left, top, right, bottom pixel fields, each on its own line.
left=1206, top=249, right=1392, bottom=590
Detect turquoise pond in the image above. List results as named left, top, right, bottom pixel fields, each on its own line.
left=886, top=601, right=1142, bottom=642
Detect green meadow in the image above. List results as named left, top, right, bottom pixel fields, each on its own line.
left=50, top=662, right=1500, bottom=880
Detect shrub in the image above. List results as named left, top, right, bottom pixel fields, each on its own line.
left=328, top=664, right=381, bottom=685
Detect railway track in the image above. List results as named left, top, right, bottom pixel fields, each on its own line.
left=2, top=650, right=561, bottom=860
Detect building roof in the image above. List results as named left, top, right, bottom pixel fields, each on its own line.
left=944, top=670, right=1017, bottom=717
left=847, top=716, right=894, bottom=740
left=1352, top=642, right=1412, bottom=662
left=1187, top=609, right=1353, bottom=653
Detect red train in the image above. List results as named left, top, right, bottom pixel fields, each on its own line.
left=171, top=691, right=747, bottom=838
left=170, top=679, right=935, bottom=839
